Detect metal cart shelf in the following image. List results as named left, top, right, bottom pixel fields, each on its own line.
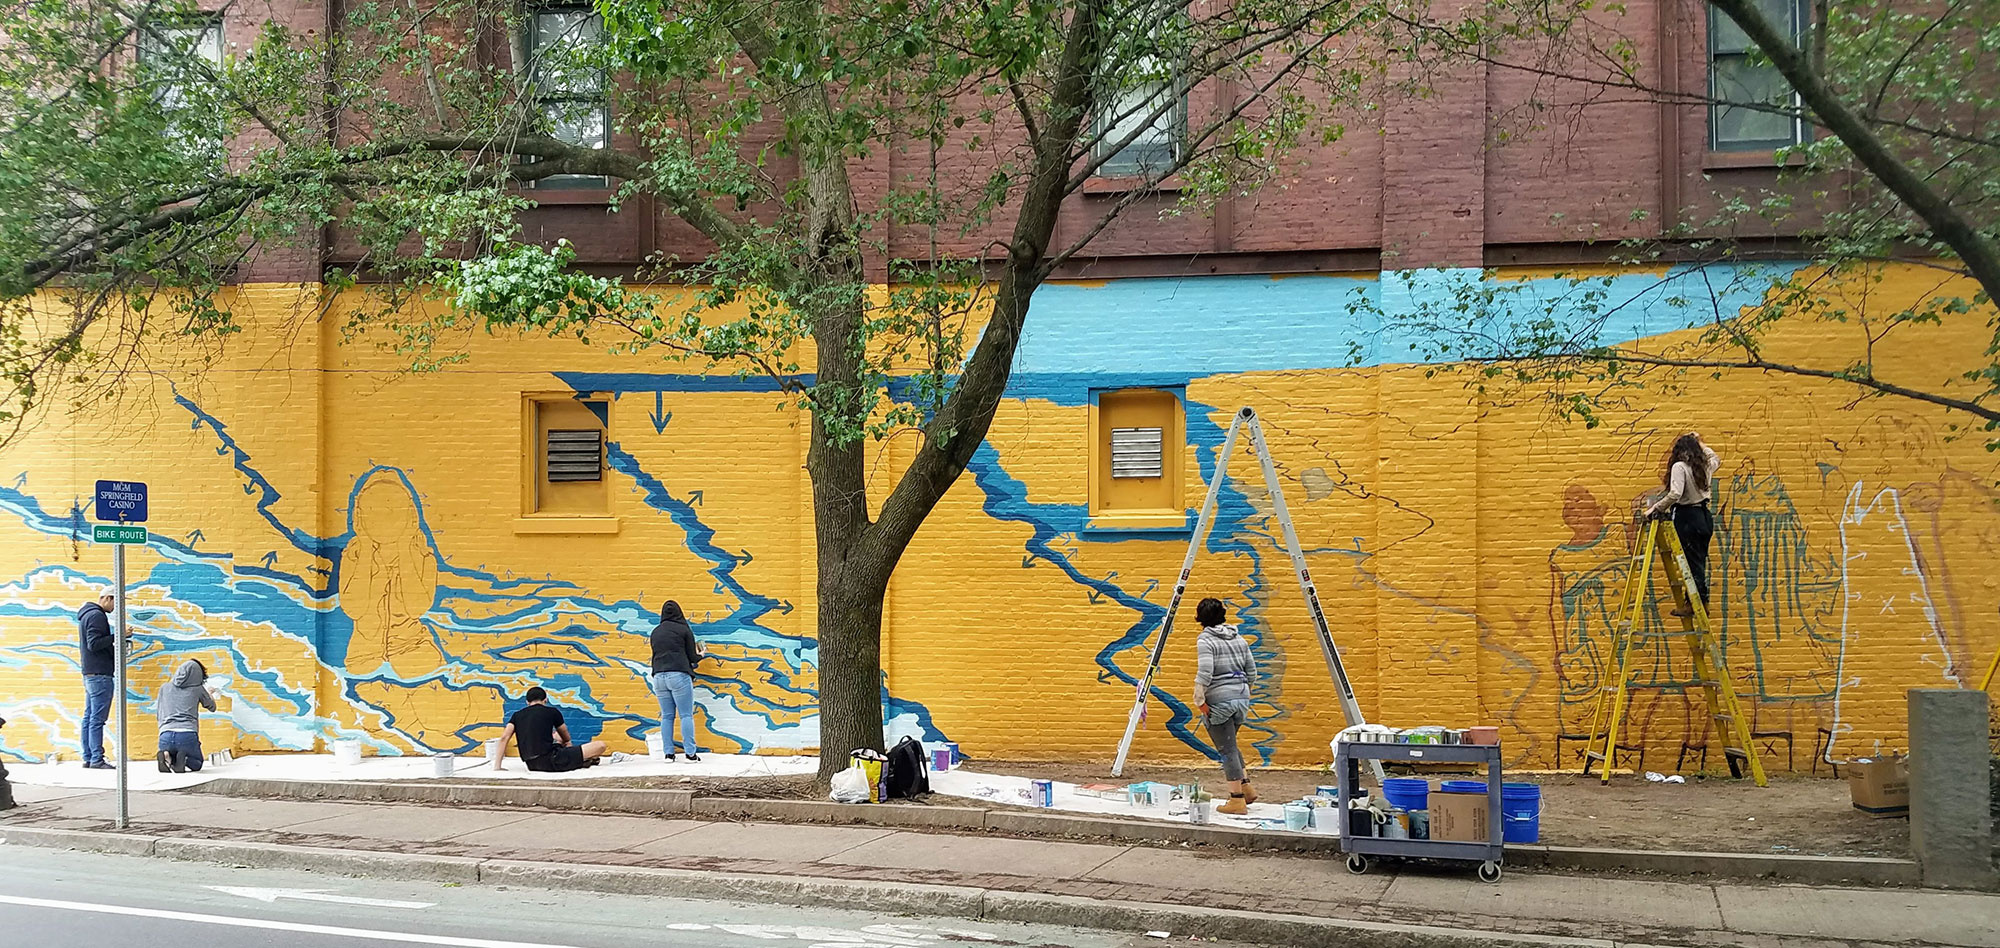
left=1334, top=741, right=1505, bottom=882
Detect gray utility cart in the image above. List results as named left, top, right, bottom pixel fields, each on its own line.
left=1333, top=741, right=1505, bottom=882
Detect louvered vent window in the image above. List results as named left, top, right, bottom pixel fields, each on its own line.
left=1110, top=426, right=1164, bottom=479
left=545, top=429, right=603, bottom=482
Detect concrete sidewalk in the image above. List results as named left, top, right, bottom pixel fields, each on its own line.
left=4, top=786, right=1996, bottom=947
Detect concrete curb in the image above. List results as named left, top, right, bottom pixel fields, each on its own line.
left=480, top=858, right=987, bottom=917
left=181, top=777, right=1920, bottom=886
left=154, top=837, right=484, bottom=883
left=0, top=824, right=162, bottom=856
left=0, top=825, right=1681, bottom=948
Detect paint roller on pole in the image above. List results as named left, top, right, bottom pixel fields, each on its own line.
left=1111, top=408, right=1384, bottom=785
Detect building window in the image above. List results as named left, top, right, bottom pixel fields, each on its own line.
left=136, top=15, right=225, bottom=156
left=1708, top=0, right=1811, bottom=151
left=523, top=395, right=611, bottom=518
left=1088, top=388, right=1185, bottom=529
left=526, top=5, right=608, bottom=188
left=1092, top=15, right=1187, bottom=179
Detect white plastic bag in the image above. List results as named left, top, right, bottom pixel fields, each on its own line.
left=829, top=765, right=871, bottom=804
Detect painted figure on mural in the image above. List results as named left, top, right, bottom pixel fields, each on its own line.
left=1817, top=412, right=1997, bottom=759
left=338, top=476, right=445, bottom=680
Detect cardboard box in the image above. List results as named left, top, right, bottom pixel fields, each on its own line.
left=1430, top=791, right=1491, bottom=842
left=1847, top=756, right=1910, bottom=817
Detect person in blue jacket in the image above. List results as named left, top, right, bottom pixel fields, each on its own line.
left=76, top=592, right=117, bottom=770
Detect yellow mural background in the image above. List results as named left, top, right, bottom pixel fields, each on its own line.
left=0, top=263, right=1994, bottom=772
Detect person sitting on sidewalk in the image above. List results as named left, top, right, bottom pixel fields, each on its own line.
left=156, top=657, right=218, bottom=773
left=494, top=686, right=607, bottom=773
left=1192, top=597, right=1258, bottom=815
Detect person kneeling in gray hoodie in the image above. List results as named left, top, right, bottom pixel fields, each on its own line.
left=156, top=658, right=217, bottom=773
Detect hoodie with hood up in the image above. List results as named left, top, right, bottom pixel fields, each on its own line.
left=1194, top=624, right=1256, bottom=705
left=156, top=659, right=216, bottom=734
left=649, top=601, right=703, bottom=675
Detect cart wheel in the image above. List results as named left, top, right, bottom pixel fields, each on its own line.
left=1345, top=854, right=1370, bottom=875
left=1477, top=861, right=1502, bottom=883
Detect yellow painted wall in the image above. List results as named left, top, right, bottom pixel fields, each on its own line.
left=1, top=263, right=1993, bottom=773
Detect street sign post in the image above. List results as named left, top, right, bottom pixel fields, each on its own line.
left=93, top=479, right=146, bottom=830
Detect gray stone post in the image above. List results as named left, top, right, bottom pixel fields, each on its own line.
left=1907, top=688, right=1995, bottom=889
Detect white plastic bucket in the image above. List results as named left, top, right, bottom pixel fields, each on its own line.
left=431, top=752, right=456, bottom=778
left=645, top=732, right=666, bottom=759
left=484, top=738, right=502, bottom=765
left=332, top=739, right=363, bottom=766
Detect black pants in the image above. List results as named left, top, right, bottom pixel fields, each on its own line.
left=1671, top=502, right=1713, bottom=604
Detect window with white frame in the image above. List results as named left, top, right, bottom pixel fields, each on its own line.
left=1708, top=0, right=1811, bottom=151
left=1091, top=17, right=1187, bottom=179
left=136, top=15, right=225, bottom=156
left=526, top=5, right=609, bottom=188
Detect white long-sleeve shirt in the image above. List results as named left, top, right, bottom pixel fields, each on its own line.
left=1656, top=445, right=1721, bottom=509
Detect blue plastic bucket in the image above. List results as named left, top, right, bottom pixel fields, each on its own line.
left=1439, top=780, right=1487, bottom=795
left=1501, top=782, right=1542, bottom=843
left=1382, top=777, right=1429, bottom=812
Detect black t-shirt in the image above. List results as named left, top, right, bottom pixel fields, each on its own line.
left=509, top=704, right=566, bottom=762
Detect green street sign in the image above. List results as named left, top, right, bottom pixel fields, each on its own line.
left=93, top=524, right=148, bottom=544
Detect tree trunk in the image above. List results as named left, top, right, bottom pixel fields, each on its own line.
left=813, top=562, right=890, bottom=782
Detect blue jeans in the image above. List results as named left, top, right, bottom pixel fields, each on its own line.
left=81, top=675, right=113, bottom=765
left=650, top=671, right=697, bottom=754
left=159, top=731, right=204, bottom=771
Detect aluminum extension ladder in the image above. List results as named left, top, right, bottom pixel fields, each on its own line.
left=1580, top=515, right=1767, bottom=787
left=1110, top=406, right=1385, bottom=784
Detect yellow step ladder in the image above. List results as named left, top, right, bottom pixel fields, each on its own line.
left=1579, top=516, right=1767, bottom=787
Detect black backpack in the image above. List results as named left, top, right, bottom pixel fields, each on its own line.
left=883, top=736, right=931, bottom=799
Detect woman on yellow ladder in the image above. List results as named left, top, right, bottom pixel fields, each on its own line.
left=1644, top=431, right=1721, bottom=615
left=1193, top=597, right=1258, bottom=814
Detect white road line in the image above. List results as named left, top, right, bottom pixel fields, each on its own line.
left=0, top=894, right=590, bottom=948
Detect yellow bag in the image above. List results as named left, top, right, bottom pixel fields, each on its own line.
left=850, top=750, right=887, bottom=803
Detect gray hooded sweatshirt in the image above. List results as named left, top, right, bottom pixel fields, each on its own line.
left=156, top=659, right=216, bottom=734
left=1194, top=624, right=1256, bottom=705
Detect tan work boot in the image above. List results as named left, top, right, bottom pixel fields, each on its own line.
left=1241, top=779, right=1259, bottom=805
left=1215, top=779, right=1250, bottom=815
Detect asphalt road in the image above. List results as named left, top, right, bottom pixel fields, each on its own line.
left=0, top=846, right=1189, bottom=948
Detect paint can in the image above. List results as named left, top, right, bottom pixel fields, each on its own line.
left=944, top=742, right=959, bottom=765
left=432, top=752, right=456, bottom=778
left=484, top=737, right=502, bottom=765
left=1030, top=778, right=1055, bottom=807
left=333, top=739, right=363, bottom=766
left=931, top=748, right=952, bottom=773
left=1315, top=784, right=1340, bottom=803
left=645, top=732, right=666, bottom=759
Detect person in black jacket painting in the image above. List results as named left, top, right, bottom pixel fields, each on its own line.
left=76, top=592, right=118, bottom=770
left=649, top=601, right=705, bottom=761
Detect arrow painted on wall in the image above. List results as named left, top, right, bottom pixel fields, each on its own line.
left=260, top=551, right=278, bottom=568
left=778, top=600, right=795, bottom=615
left=186, top=529, right=205, bottom=545
left=1021, top=555, right=1037, bottom=569
left=11, top=472, right=24, bottom=488
left=649, top=392, right=672, bottom=434
left=688, top=490, right=703, bottom=506
left=736, top=549, right=754, bottom=565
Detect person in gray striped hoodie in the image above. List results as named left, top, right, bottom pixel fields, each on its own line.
left=1193, top=597, right=1258, bottom=815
